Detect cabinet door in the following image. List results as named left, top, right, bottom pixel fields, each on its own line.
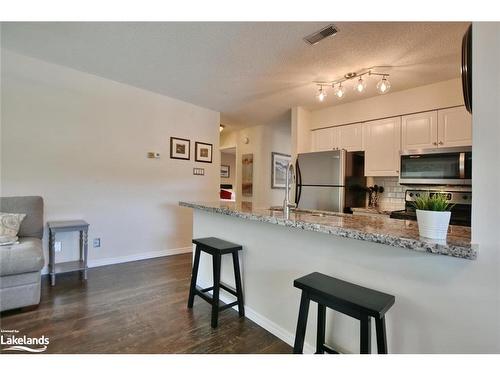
left=339, top=123, right=363, bottom=151
left=437, top=106, right=472, bottom=147
left=311, top=127, right=340, bottom=151
left=402, top=111, right=438, bottom=150
left=363, top=117, right=401, bottom=176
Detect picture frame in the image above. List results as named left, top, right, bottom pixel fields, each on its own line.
left=170, top=137, right=190, bottom=160
left=195, top=142, right=213, bottom=163
left=271, top=152, right=291, bottom=189
left=221, top=165, right=230, bottom=178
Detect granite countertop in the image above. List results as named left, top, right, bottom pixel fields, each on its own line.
left=351, top=207, right=392, bottom=215
left=179, top=201, right=476, bottom=260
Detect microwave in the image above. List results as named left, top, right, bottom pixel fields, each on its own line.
left=400, top=147, right=472, bottom=185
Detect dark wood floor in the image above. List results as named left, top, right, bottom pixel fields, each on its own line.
left=0, top=253, right=291, bottom=354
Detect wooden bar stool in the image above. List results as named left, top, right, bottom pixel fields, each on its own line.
left=187, top=237, right=244, bottom=328
left=293, top=272, right=395, bottom=354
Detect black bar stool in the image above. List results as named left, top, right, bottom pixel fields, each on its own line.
left=293, top=272, right=395, bottom=354
left=187, top=237, right=245, bottom=328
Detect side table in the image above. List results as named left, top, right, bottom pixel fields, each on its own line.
left=48, top=220, right=89, bottom=286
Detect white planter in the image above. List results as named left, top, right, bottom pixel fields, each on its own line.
left=416, top=209, right=451, bottom=240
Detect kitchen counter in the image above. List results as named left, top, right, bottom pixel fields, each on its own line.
left=179, top=201, right=476, bottom=260
left=351, top=207, right=392, bottom=216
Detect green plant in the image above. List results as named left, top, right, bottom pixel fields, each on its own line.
left=411, top=193, right=453, bottom=212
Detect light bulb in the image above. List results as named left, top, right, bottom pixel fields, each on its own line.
left=376, top=76, right=391, bottom=94
left=354, top=77, right=366, bottom=93
left=333, top=84, right=346, bottom=99
left=316, top=87, right=327, bottom=102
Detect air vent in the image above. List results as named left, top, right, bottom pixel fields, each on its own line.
left=303, top=24, right=338, bottom=45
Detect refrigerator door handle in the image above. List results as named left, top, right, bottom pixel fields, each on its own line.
left=295, top=159, right=302, bottom=205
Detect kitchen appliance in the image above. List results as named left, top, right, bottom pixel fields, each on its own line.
left=390, top=189, right=472, bottom=227
left=461, top=24, right=472, bottom=113
left=295, top=150, right=366, bottom=212
left=399, top=147, right=472, bottom=185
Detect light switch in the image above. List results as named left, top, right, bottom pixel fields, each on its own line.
left=193, top=168, right=205, bottom=176
left=54, top=241, right=62, bottom=252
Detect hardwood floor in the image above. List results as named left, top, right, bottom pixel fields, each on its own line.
left=0, top=253, right=292, bottom=354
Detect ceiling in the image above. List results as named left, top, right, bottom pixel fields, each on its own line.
left=1, top=22, right=469, bottom=128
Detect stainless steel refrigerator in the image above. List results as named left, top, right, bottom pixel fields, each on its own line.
left=295, top=150, right=366, bottom=213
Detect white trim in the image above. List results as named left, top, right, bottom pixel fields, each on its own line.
left=41, top=246, right=192, bottom=275
left=218, top=294, right=315, bottom=354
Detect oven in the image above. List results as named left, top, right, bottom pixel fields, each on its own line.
left=399, top=147, right=472, bottom=185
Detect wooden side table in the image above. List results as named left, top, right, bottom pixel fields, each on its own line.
left=48, top=220, right=89, bottom=286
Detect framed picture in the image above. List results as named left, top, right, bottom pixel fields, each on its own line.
left=221, top=165, right=230, bottom=178
left=195, top=142, right=213, bottom=163
left=170, top=137, right=190, bottom=160
left=242, top=153, right=253, bottom=197
left=271, top=152, right=291, bottom=189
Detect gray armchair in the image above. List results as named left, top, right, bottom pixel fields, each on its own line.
left=0, top=196, right=45, bottom=312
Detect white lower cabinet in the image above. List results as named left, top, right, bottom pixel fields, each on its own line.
left=363, top=117, right=401, bottom=176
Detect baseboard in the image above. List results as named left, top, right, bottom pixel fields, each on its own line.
left=41, top=246, right=192, bottom=275
left=218, top=294, right=315, bottom=354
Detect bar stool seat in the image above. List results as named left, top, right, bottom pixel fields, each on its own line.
left=187, top=237, right=244, bottom=328
left=293, top=272, right=395, bottom=354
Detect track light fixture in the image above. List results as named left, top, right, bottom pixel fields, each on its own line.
left=314, top=67, right=392, bottom=102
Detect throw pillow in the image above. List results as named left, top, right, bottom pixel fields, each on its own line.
left=0, top=212, right=26, bottom=238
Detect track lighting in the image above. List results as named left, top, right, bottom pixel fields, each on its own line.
left=313, top=67, right=392, bottom=102
left=376, top=75, right=391, bottom=94
left=354, top=77, right=366, bottom=93
left=333, top=83, right=345, bottom=99
left=316, top=86, right=327, bottom=102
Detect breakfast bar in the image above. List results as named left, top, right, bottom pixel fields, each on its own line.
left=180, top=201, right=477, bottom=353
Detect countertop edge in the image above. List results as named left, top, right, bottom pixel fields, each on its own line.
left=179, top=202, right=477, bottom=261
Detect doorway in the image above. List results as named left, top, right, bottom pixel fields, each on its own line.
left=220, top=147, right=236, bottom=201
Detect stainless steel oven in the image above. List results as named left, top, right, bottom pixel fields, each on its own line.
left=399, top=147, right=472, bottom=185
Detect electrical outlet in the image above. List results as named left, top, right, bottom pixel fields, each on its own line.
left=93, top=238, right=101, bottom=248
left=54, top=241, right=62, bottom=252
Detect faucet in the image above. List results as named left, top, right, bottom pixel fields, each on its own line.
left=283, top=162, right=297, bottom=219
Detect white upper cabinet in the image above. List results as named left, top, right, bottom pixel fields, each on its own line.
left=402, top=111, right=438, bottom=150
left=311, top=127, right=340, bottom=151
left=339, top=123, right=364, bottom=151
left=437, top=106, right=472, bottom=147
left=311, top=123, right=363, bottom=152
left=363, top=117, right=401, bottom=176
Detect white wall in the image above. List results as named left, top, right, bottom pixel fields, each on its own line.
left=220, top=122, right=291, bottom=208
left=310, top=78, right=463, bottom=130
left=1, top=50, right=220, bottom=268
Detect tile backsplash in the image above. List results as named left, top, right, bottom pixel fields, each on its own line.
left=366, top=176, right=405, bottom=211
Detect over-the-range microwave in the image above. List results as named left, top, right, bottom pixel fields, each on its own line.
left=399, top=147, right=472, bottom=185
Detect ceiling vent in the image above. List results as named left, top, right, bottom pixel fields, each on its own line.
left=303, top=24, right=338, bottom=45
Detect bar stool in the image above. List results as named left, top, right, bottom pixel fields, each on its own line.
left=187, top=237, right=245, bottom=328
left=293, top=272, right=395, bottom=354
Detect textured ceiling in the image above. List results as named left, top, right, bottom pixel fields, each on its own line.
left=1, top=22, right=470, bottom=128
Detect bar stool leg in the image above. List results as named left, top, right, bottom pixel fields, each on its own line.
left=232, top=252, right=245, bottom=317
left=211, top=253, right=222, bottom=328
left=187, top=246, right=201, bottom=308
left=360, top=315, right=371, bottom=354
left=293, top=291, right=310, bottom=354
left=375, top=316, right=388, bottom=354
left=316, top=304, right=326, bottom=354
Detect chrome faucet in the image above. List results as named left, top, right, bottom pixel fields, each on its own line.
left=283, top=162, right=297, bottom=219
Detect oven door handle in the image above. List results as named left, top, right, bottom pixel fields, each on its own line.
left=459, top=152, right=465, bottom=179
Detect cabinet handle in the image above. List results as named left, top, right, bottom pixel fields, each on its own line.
left=438, top=141, right=444, bottom=145
left=433, top=142, right=437, bottom=145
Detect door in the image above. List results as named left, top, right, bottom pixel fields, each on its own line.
left=363, top=117, right=401, bottom=176
left=339, top=123, right=363, bottom=151
left=296, top=150, right=344, bottom=185
left=311, top=127, right=340, bottom=151
left=297, top=186, right=345, bottom=212
left=402, top=111, right=438, bottom=150
left=437, top=106, right=472, bottom=147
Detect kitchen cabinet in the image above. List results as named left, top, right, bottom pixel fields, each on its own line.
left=363, top=117, right=401, bottom=176
left=437, top=106, right=472, bottom=147
left=402, top=106, right=472, bottom=150
left=402, top=111, right=438, bottom=150
left=339, top=123, right=363, bottom=151
left=311, top=127, right=339, bottom=151
left=311, top=123, right=363, bottom=152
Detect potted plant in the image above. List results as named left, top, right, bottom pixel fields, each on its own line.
left=412, top=193, right=453, bottom=240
